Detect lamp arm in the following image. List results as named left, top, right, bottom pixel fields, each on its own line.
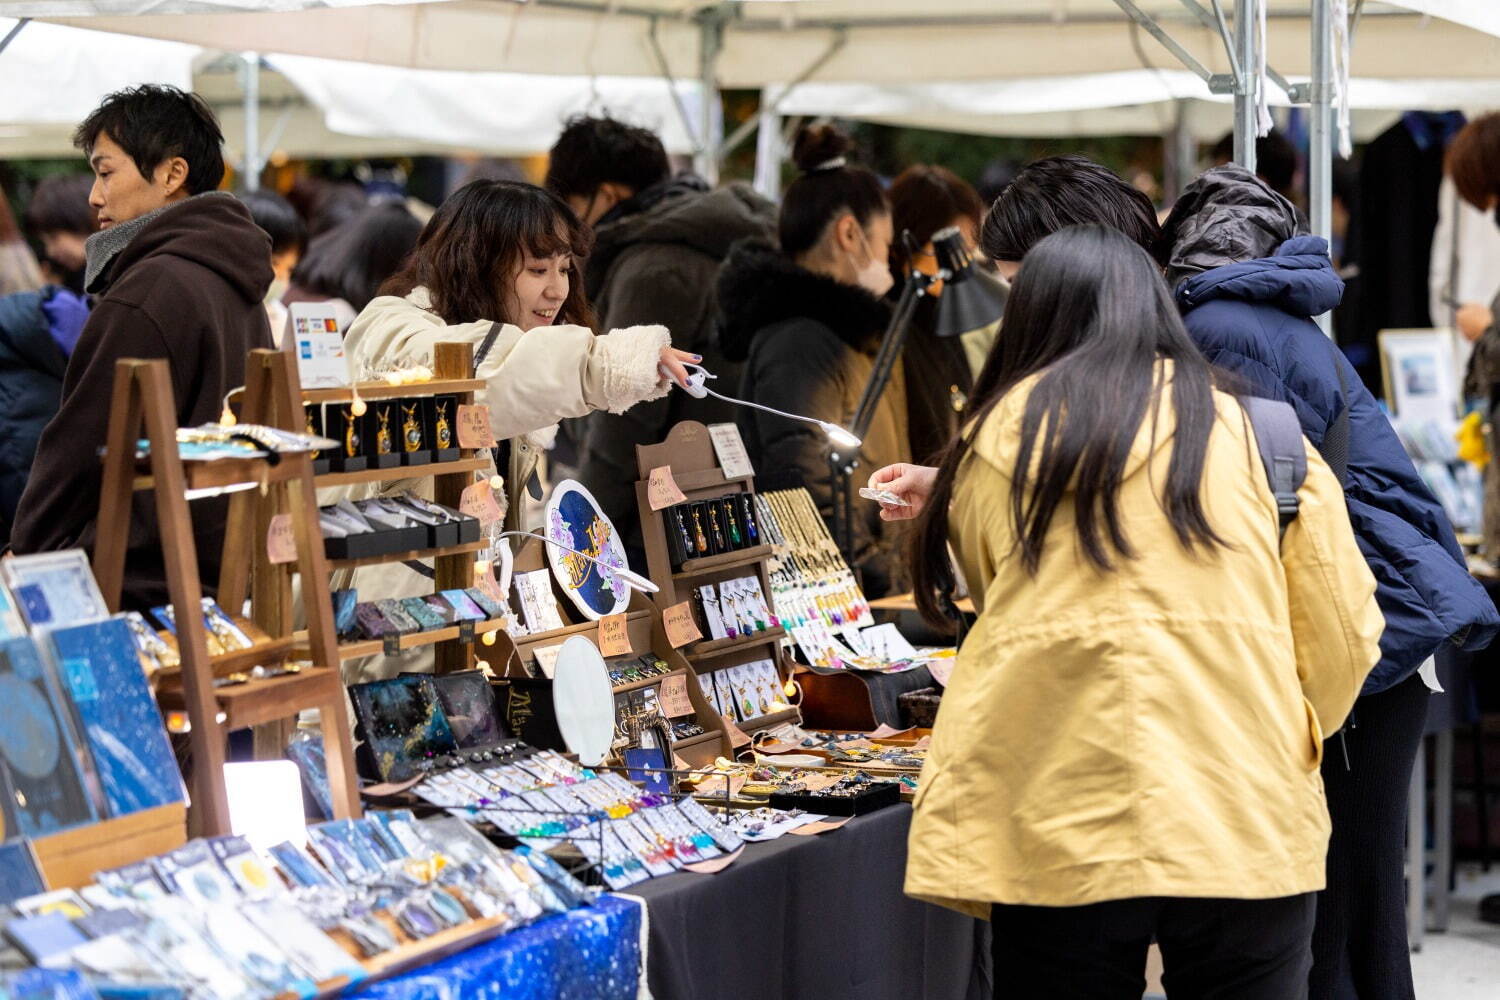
left=848, top=270, right=930, bottom=442
left=494, top=529, right=658, bottom=594
left=699, top=384, right=830, bottom=433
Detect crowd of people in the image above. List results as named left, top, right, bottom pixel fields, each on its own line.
left=3, top=81, right=1500, bottom=998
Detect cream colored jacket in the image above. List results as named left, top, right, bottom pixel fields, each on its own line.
left=905, top=371, right=1384, bottom=916
left=330, top=287, right=672, bottom=680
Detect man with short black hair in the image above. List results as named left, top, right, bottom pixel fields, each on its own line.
left=546, top=115, right=773, bottom=562
left=11, top=84, right=273, bottom=609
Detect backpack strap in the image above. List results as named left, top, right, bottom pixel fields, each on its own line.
left=1243, top=396, right=1308, bottom=539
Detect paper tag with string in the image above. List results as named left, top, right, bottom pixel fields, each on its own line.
left=460, top=477, right=504, bottom=525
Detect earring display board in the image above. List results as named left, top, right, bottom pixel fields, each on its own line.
left=635, top=422, right=800, bottom=743
left=490, top=535, right=728, bottom=768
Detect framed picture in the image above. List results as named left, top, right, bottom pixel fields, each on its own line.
left=0, top=550, right=109, bottom=631
left=1378, top=328, right=1462, bottom=423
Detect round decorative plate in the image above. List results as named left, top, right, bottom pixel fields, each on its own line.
left=543, top=479, right=631, bottom=621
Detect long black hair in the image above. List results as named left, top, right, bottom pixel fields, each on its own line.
left=911, top=225, right=1228, bottom=627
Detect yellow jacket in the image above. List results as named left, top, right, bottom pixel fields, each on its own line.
left=905, top=372, right=1384, bottom=916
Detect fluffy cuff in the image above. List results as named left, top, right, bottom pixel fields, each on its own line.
left=595, top=324, right=672, bottom=414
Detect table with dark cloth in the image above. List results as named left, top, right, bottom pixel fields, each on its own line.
left=345, top=893, right=642, bottom=1000
left=625, top=803, right=991, bottom=1000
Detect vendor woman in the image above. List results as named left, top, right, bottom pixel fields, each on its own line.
left=337, top=179, right=695, bottom=680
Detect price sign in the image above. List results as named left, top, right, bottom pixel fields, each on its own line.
left=598, top=612, right=632, bottom=656
left=532, top=645, right=564, bottom=679
left=646, top=465, right=687, bottom=511
left=658, top=672, right=694, bottom=718
left=662, top=601, right=702, bottom=648
left=265, top=513, right=297, bottom=564
left=459, top=480, right=504, bottom=526
left=455, top=404, right=496, bottom=448
left=475, top=562, right=506, bottom=604
left=708, top=423, right=755, bottom=479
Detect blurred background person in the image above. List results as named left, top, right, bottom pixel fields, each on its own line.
left=545, top=115, right=774, bottom=566
left=24, top=174, right=99, bottom=294
left=886, top=164, right=986, bottom=465
left=0, top=187, right=42, bottom=297
left=716, top=124, right=909, bottom=596
left=283, top=200, right=422, bottom=335
left=238, top=188, right=308, bottom=345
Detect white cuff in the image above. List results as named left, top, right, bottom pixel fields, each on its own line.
left=595, top=324, right=672, bottom=414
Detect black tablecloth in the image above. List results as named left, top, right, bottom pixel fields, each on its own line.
left=626, top=804, right=991, bottom=1000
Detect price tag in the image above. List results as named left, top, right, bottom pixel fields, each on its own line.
left=662, top=601, right=702, bottom=648
left=598, top=613, right=632, bottom=656
left=265, top=513, right=297, bottom=565
left=459, top=480, right=504, bottom=526
left=708, top=423, right=755, bottom=479
left=659, top=672, right=694, bottom=718
left=455, top=404, right=496, bottom=448
left=383, top=633, right=400, bottom=657
left=647, top=465, right=687, bottom=511
left=533, top=644, right=564, bottom=679
left=723, top=717, right=752, bottom=751
left=475, top=562, right=506, bottom=604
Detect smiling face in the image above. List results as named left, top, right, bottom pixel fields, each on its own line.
left=505, top=250, right=572, bottom=330
left=87, top=131, right=189, bottom=230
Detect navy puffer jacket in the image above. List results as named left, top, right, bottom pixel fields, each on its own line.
left=0, top=288, right=72, bottom=541
left=1176, top=234, right=1498, bottom=693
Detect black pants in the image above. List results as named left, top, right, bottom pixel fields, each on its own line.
left=1310, top=671, right=1430, bottom=1000
left=991, top=894, right=1316, bottom=999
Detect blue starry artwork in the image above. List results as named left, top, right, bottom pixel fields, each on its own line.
left=46, top=618, right=185, bottom=817
left=544, top=479, right=631, bottom=621
left=349, top=675, right=458, bottom=782
left=0, top=638, right=96, bottom=837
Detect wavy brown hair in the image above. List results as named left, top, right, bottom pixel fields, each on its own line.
left=382, top=180, right=595, bottom=329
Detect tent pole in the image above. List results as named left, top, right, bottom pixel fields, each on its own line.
left=1165, top=99, right=1196, bottom=203
left=1232, top=0, right=1258, bottom=172
left=752, top=87, right=782, bottom=202
left=242, top=51, right=261, bottom=192
left=696, top=10, right=724, bottom=185
left=1309, top=0, right=1334, bottom=335
left=0, top=17, right=30, bottom=59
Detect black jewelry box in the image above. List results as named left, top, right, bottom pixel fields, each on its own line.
left=769, top=781, right=901, bottom=817
left=328, top=404, right=368, bottom=474
left=427, top=395, right=461, bottom=464
left=396, top=398, right=433, bottom=468
left=304, top=403, right=331, bottom=475
left=364, top=401, right=402, bottom=469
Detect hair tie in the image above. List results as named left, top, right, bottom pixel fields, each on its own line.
left=807, top=156, right=846, bottom=174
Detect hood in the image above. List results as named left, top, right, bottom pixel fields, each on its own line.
left=1174, top=236, right=1344, bottom=319
left=103, top=192, right=272, bottom=304
left=715, top=238, right=891, bottom=363
left=970, top=361, right=1183, bottom=487
left=587, top=179, right=774, bottom=299
left=1161, top=165, right=1301, bottom=290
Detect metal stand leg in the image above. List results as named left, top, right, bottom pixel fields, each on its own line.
left=1407, top=736, right=1426, bottom=951
left=1434, top=728, right=1454, bottom=932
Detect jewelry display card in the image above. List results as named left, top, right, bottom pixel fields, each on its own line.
left=45, top=618, right=185, bottom=816
left=0, top=551, right=109, bottom=631
left=0, top=636, right=96, bottom=836
left=513, top=569, right=565, bottom=634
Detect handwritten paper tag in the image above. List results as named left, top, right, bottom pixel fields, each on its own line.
left=532, top=644, right=564, bottom=679
left=682, top=846, right=744, bottom=874
left=459, top=480, right=504, bottom=526
left=658, top=672, right=694, bottom=717
left=662, top=601, right=702, bottom=648
left=647, top=465, right=687, bottom=511
left=265, top=513, right=297, bottom=564
left=455, top=404, right=495, bottom=448
left=475, top=562, right=505, bottom=605
left=597, top=613, right=632, bottom=656
left=707, top=423, right=755, bottom=479
left=788, top=817, right=851, bottom=837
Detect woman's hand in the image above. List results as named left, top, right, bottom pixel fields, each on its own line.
left=1457, top=302, right=1494, bottom=343
left=867, top=463, right=938, bottom=521
left=658, top=347, right=702, bottom=388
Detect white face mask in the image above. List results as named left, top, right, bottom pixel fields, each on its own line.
left=853, top=229, right=894, bottom=298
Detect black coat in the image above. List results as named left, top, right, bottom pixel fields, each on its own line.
left=0, top=288, right=71, bottom=542
left=571, top=178, right=775, bottom=562
left=11, top=194, right=273, bottom=609
left=717, top=241, right=910, bottom=597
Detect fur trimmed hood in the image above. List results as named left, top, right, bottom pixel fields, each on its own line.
left=716, top=238, right=891, bottom=363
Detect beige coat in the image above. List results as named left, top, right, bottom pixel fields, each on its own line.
left=905, top=370, right=1384, bottom=916
left=332, top=287, right=671, bottom=681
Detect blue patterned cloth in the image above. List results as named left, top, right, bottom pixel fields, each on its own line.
left=347, top=895, right=642, bottom=1000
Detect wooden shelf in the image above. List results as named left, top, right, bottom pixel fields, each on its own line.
left=613, top=667, right=682, bottom=695
left=685, top=626, right=786, bottom=663
left=315, top=456, right=487, bottom=488
left=33, top=803, right=187, bottom=890
left=511, top=609, right=651, bottom=651
left=301, top=378, right=486, bottom=404
left=132, top=454, right=308, bottom=493
left=672, top=544, right=774, bottom=579
left=332, top=616, right=510, bottom=661
left=670, top=729, right=722, bottom=752
left=737, top=706, right=802, bottom=734
left=327, top=539, right=485, bottom=572
left=157, top=667, right=343, bottom=730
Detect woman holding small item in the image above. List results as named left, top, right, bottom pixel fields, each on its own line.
left=877, top=225, right=1383, bottom=998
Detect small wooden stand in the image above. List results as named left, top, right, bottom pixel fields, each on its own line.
left=93, top=351, right=361, bottom=837
left=490, top=536, right=729, bottom=767
left=635, top=421, right=800, bottom=741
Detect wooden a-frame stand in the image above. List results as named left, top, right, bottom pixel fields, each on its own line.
left=93, top=350, right=360, bottom=837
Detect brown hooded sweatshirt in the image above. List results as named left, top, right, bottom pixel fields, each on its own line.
left=11, top=192, right=273, bottom=609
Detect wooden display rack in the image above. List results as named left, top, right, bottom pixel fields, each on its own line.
left=490, top=535, right=729, bottom=767
left=92, top=351, right=361, bottom=840
left=634, top=421, right=801, bottom=741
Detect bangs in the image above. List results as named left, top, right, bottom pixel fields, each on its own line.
left=520, top=211, right=590, bottom=261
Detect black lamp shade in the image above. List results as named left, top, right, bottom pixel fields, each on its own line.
left=931, top=226, right=1008, bottom=338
